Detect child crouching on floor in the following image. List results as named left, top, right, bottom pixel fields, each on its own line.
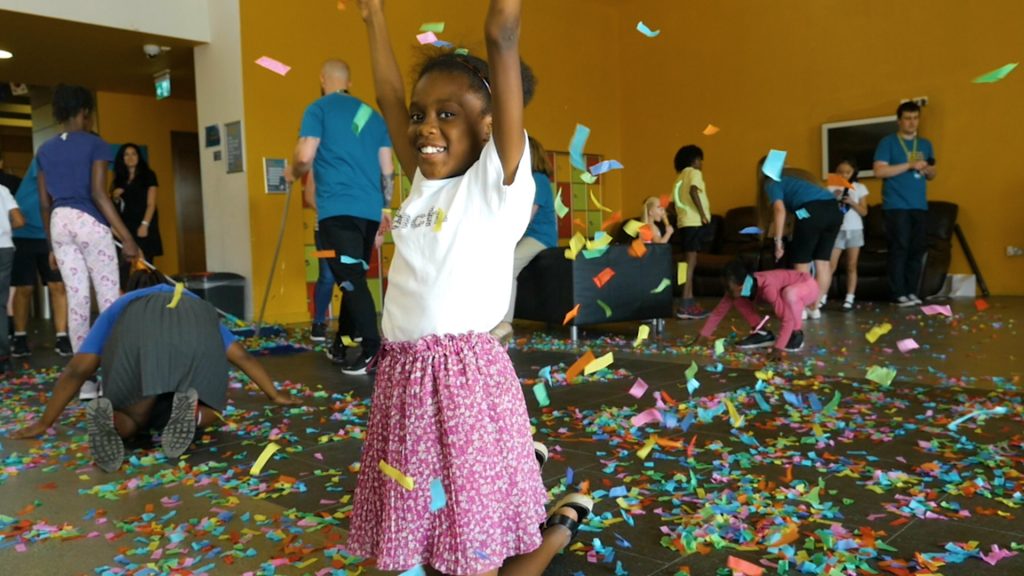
left=697, top=259, right=819, bottom=360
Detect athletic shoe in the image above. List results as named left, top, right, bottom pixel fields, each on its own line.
left=801, top=308, right=808, bottom=321
left=11, top=334, right=30, bottom=358
left=55, top=335, right=73, bottom=357
left=325, top=342, right=348, bottom=365
left=735, top=330, right=776, bottom=349
left=86, top=398, right=125, bottom=473
left=675, top=305, right=710, bottom=320
left=808, top=307, right=822, bottom=320
left=784, top=330, right=805, bottom=352
left=79, top=380, right=102, bottom=401
left=341, top=352, right=376, bottom=376
left=842, top=296, right=855, bottom=311
left=162, top=388, right=199, bottom=459
left=534, top=441, right=549, bottom=469
left=310, top=323, right=327, bottom=342
left=908, top=294, right=923, bottom=305
left=896, top=295, right=916, bottom=307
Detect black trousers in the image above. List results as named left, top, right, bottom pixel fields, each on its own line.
left=884, top=209, right=928, bottom=298
left=318, top=215, right=381, bottom=355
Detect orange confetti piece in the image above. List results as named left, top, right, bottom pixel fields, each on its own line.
left=826, top=173, right=853, bottom=189
left=593, top=267, right=616, bottom=288
left=337, top=0, right=346, bottom=9
left=566, top=351, right=596, bottom=383
left=726, top=555, right=763, bottom=576
left=600, top=210, right=622, bottom=231
left=702, top=123, right=720, bottom=136
left=38, top=482, right=58, bottom=490
left=659, top=194, right=671, bottom=208
left=638, top=224, right=654, bottom=243
left=313, top=250, right=337, bottom=259
left=563, top=304, right=581, bottom=326
left=975, top=298, right=990, bottom=311
left=628, top=238, right=647, bottom=258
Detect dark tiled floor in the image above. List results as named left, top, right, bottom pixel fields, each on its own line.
left=2, top=297, right=1023, bottom=575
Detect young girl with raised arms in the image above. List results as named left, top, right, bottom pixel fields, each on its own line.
left=349, top=1, right=592, bottom=575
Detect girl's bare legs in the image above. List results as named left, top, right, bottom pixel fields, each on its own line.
left=827, top=248, right=842, bottom=305
left=845, top=246, right=860, bottom=298
left=682, top=251, right=698, bottom=302
left=811, top=259, right=831, bottom=310
left=112, top=397, right=156, bottom=438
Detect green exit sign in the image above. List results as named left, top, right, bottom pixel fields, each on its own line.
left=154, top=70, right=171, bottom=100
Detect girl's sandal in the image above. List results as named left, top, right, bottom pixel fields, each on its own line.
left=542, top=493, right=594, bottom=540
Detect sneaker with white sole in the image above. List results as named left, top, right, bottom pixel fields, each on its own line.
left=801, top=308, right=808, bottom=321
left=808, top=307, right=822, bottom=320
left=908, top=294, right=923, bottom=305
left=86, top=398, right=125, bottom=473
left=162, top=388, right=198, bottom=459
left=11, top=334, right=30, bottom=358
left=784, top=330, right=805, bottom=352
left=341, top=352, right=376, bottom=376
left=79, top=379, right=102, bottom=401
left=896, top=295, right=915, bottom=307
left=842, top=296, right=855, bottom=310
left=735, top=330, right=776, bottom=349
left=310, top=323, right=327, bottom=342
left=55, top=335, right=73, bottom=357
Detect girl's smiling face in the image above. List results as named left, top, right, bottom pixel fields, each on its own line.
left=409, top=71, right=492, bottom=180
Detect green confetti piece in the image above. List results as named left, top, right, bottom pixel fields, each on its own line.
left=419, top=22, right=445, bottom=33
left=454, top=48, right=469, bottom=55
left=822, top=390, right=841, bottom=414
left=597, top=299, right=612, bottom=318
left=579, top=171, right=597, bottom=184
left=714, top=338, right=726, bottom=356
left=650, top=278, right=671, bottom=293
left=972, top=62, right=1017, bottom=84
left=685, top=361, right=699, bottom=381
left=532, top=381, right=550, bottom=407
left=352, top=103, right=373, bottom=135
left=554, top=189, right=569, bottom=218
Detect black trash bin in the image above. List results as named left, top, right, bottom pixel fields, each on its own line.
left=173, top=272, right=246, bottom=319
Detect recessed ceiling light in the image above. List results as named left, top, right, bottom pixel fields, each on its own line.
left=0, top=50, right=14, bottom=59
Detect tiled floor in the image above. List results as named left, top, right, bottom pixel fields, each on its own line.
left=2, top=297, right=1022, bottom=575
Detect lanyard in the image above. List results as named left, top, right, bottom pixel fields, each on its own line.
left=897, top=135, right=918, bottom=161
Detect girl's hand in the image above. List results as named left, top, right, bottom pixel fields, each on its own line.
left=356, top=0, right=382, bottom=20
left=122, top=239, right=141, bottom=261
left=10, top=421, right=50, bottom=439
left=843, top=195, right=858, bottom=207
left=137, top=225, right=149, bottom=238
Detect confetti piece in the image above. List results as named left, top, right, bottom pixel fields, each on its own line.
left=563, top=304, right=580, bottom=326
left=623, top=219, right=644, bottom=237
left=637, top=436, right=657, bottom=459
left=399, top=566, right=427, bottom=576
left=631, top=408, right=663, bottom=427
left=724, top=398, right=745, bottom=427
left=633, top=325, right=650, bottom=348
left=651, top=278, right=671, bottom=293
left=565, top=232, right=586, bottom=260
left=566, top=351, right=596, bottom=382
left=727, top=555, right=764, bottom=576
left=685, top=361, right=699, bottom=381
left=337, top=0, right=345, bottom=9
left=313, top=250, right=336, bottom=258
left=554, top=189, right=570, bottom=218
left=741, top=275, right=754, bottom=297
left=628, top=378, right=649, bottom=398
left=753, top=315, right=770, bottom=333
left=921, top=304, right=952, bottom=317
left=865, top=322, right=893, bottom=343
left=593, top=267, right=616, bottom=288
left=947, top=406, right=1009, bottom=432
left=166, top=282, right=184, bottom=309
left=826, top=173, right=854, bottom=189
left=568, top=124, right=591, bottom=171
left=589, top=190, right=613, bottom=213
left=531, top=381, right=550, bottom=407
left=249, top=442, right=281, bottom=475
left=597, top=299, right=613, bottom=318
left=762, top=149, right=786, bottom=182
left=866, top=365, right=897, bottom=387
left=341, top=335, right=359, bottom=348
left=972, top=62, right=1018, bottom=84
left=677, top=262, right=688, bottom=285
left=896, top=338, right=920, bottom=353
left=975, top=298, right=990, bottom=311
left=584, top=352, right=614, bottom=375
left=590, top=160, right=624, bottom=176
left=579, top=171, right=597, bottom=184
left=379, top=460, right=415, bottom=491
left=714, top=338, right=726, bottom=356
left=352, top=103, right=373, bottom=135
left=340, top=255, right=370, bottom=270
left=255, top=56, right=291, bottom=76
left=795, top=208, right=810, bottom=220
left=433, top=208, right=445, bottom=232
left=686, top=378, right=700, bottom=395
left=636, top=21, right=661, bottom=37
left=702, top=123, right=720, bottom=136
left=429, top=477, right=447, bottom=512
left=419, top=22, right=445, bottom=33
left=739, top=226, right=762, bottom=235
left=628, top=238, right=647, bottom=259
left=416, top=31, right=439, bottom=44
left=586, top=231, right=613, bottom=251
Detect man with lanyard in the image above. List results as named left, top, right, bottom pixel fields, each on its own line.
left=287, top=60, right=393, bottom=375
left=873, top=101, right=937, bottom=306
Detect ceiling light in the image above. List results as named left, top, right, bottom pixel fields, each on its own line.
left=0, top=50, right=14, bottom=59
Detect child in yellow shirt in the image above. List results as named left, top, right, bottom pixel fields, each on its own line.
left=673, top=145, right=710, bottom=319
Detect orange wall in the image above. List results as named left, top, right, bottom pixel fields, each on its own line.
left=96, top=91, right=199, bottom=276
left=616, top=0, right=1024, bottom=294
left=238, top=0, right=625, bottom=323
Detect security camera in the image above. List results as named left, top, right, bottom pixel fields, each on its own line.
left=143, top=44, right=165, bottom=59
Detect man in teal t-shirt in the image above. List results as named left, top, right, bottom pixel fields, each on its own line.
left=873, top=101, right=937, bottom=306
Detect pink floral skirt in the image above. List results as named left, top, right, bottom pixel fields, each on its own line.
left=346, top=332, right=547, bottom=575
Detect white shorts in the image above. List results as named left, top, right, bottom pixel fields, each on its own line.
left=833, top=229, right=865, bottom=250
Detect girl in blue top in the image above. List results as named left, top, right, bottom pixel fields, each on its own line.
left=757, top=161, right=842, bottom=319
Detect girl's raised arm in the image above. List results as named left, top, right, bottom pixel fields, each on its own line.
left=359, top=0, right=417, bottom=177
left=485, top=0, right=525, bottom=184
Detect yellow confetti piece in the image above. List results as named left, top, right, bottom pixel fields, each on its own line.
left=250, top=442, right=281, bottom=475
left=586, top=233, right=613, bottom=251
left=341, top=335, right=359, bottom=348
left=633, top=325, right=650, bottom=348
left=433, top=208, right=445, bottom=232
left=589, top=190, right=613, bottom=213
left=812, top=424, right=825, bottom=437
left=677, top=262, right=688, bottom=285
left=623, top=219, right=644, bottom=237
left=724, top=398, right=745, bottom=428
left=584, top=352, right=614, bottom=375
left=755, top=370, right=774, bottom=381
left=297, top=558, right=318, bottom=569
left=637, top=435, right=657, bottom=460
left=166, top=282, right=184, bottom=309
left=564, top=232, right=586, bottom=260
left=214, top=411, right=238, bottom=429
left=379, top=460, right=415, bottom=490
left=865, top=322, right=893, bottom=343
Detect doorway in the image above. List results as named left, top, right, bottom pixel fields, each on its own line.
left=171, top=131, right=206, bottom=273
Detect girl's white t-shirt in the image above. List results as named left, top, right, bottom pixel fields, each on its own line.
left=381, top=134, right=535, bottom=342
left=0, top=185, right=18, bottom=248
left=829, top=182, right=869, bottom=231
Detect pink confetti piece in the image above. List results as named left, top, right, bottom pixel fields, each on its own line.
left=628, top=378, right=649, bottom=399
left=921, top=304, right=952, bottom=317
left=897, top=338, right=920, bottom=353
left=255, top=56, right=291, bottom=76
left=416, top=31, right=439, bottom=45
left=630, top=408, right=663, bottom=427
left=15, top=543, right=27, bottom=552
left=981, top=544, right=1017, bottom=566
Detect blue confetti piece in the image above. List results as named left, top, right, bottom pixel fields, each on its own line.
left=680, top=412, right=695, bottom=432
left=614, top=532, right=633, bottom=549
left=636, top=21, right=660, bottom=37
left=399, top=566, right=426, bottom=576
left=741, top=275, right=754, bottom=297
left=795, top=208, right=810, bottom=220
left=808, top=393, right=822, bottom=411
left=739, top=226, right=762, bottom=235
left=706, top=362, right=724, bottom=373
left=762, top=149, right=786, bottom=181
left=340, top=255, right=369, bottom=270
left=568, top=124, right=591, bottom=171
left=686, top=378, right=700, bottom=395
left=589, top=160, right=624, bottom=176
left=609, top=486, right=628, bottom=498
left=565, top=467, right=574, bottom=485
left=429, top=477, right=447, bottom=512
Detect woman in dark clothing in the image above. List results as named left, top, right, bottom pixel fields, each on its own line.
left=112, top=143, right=163, bottom=260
